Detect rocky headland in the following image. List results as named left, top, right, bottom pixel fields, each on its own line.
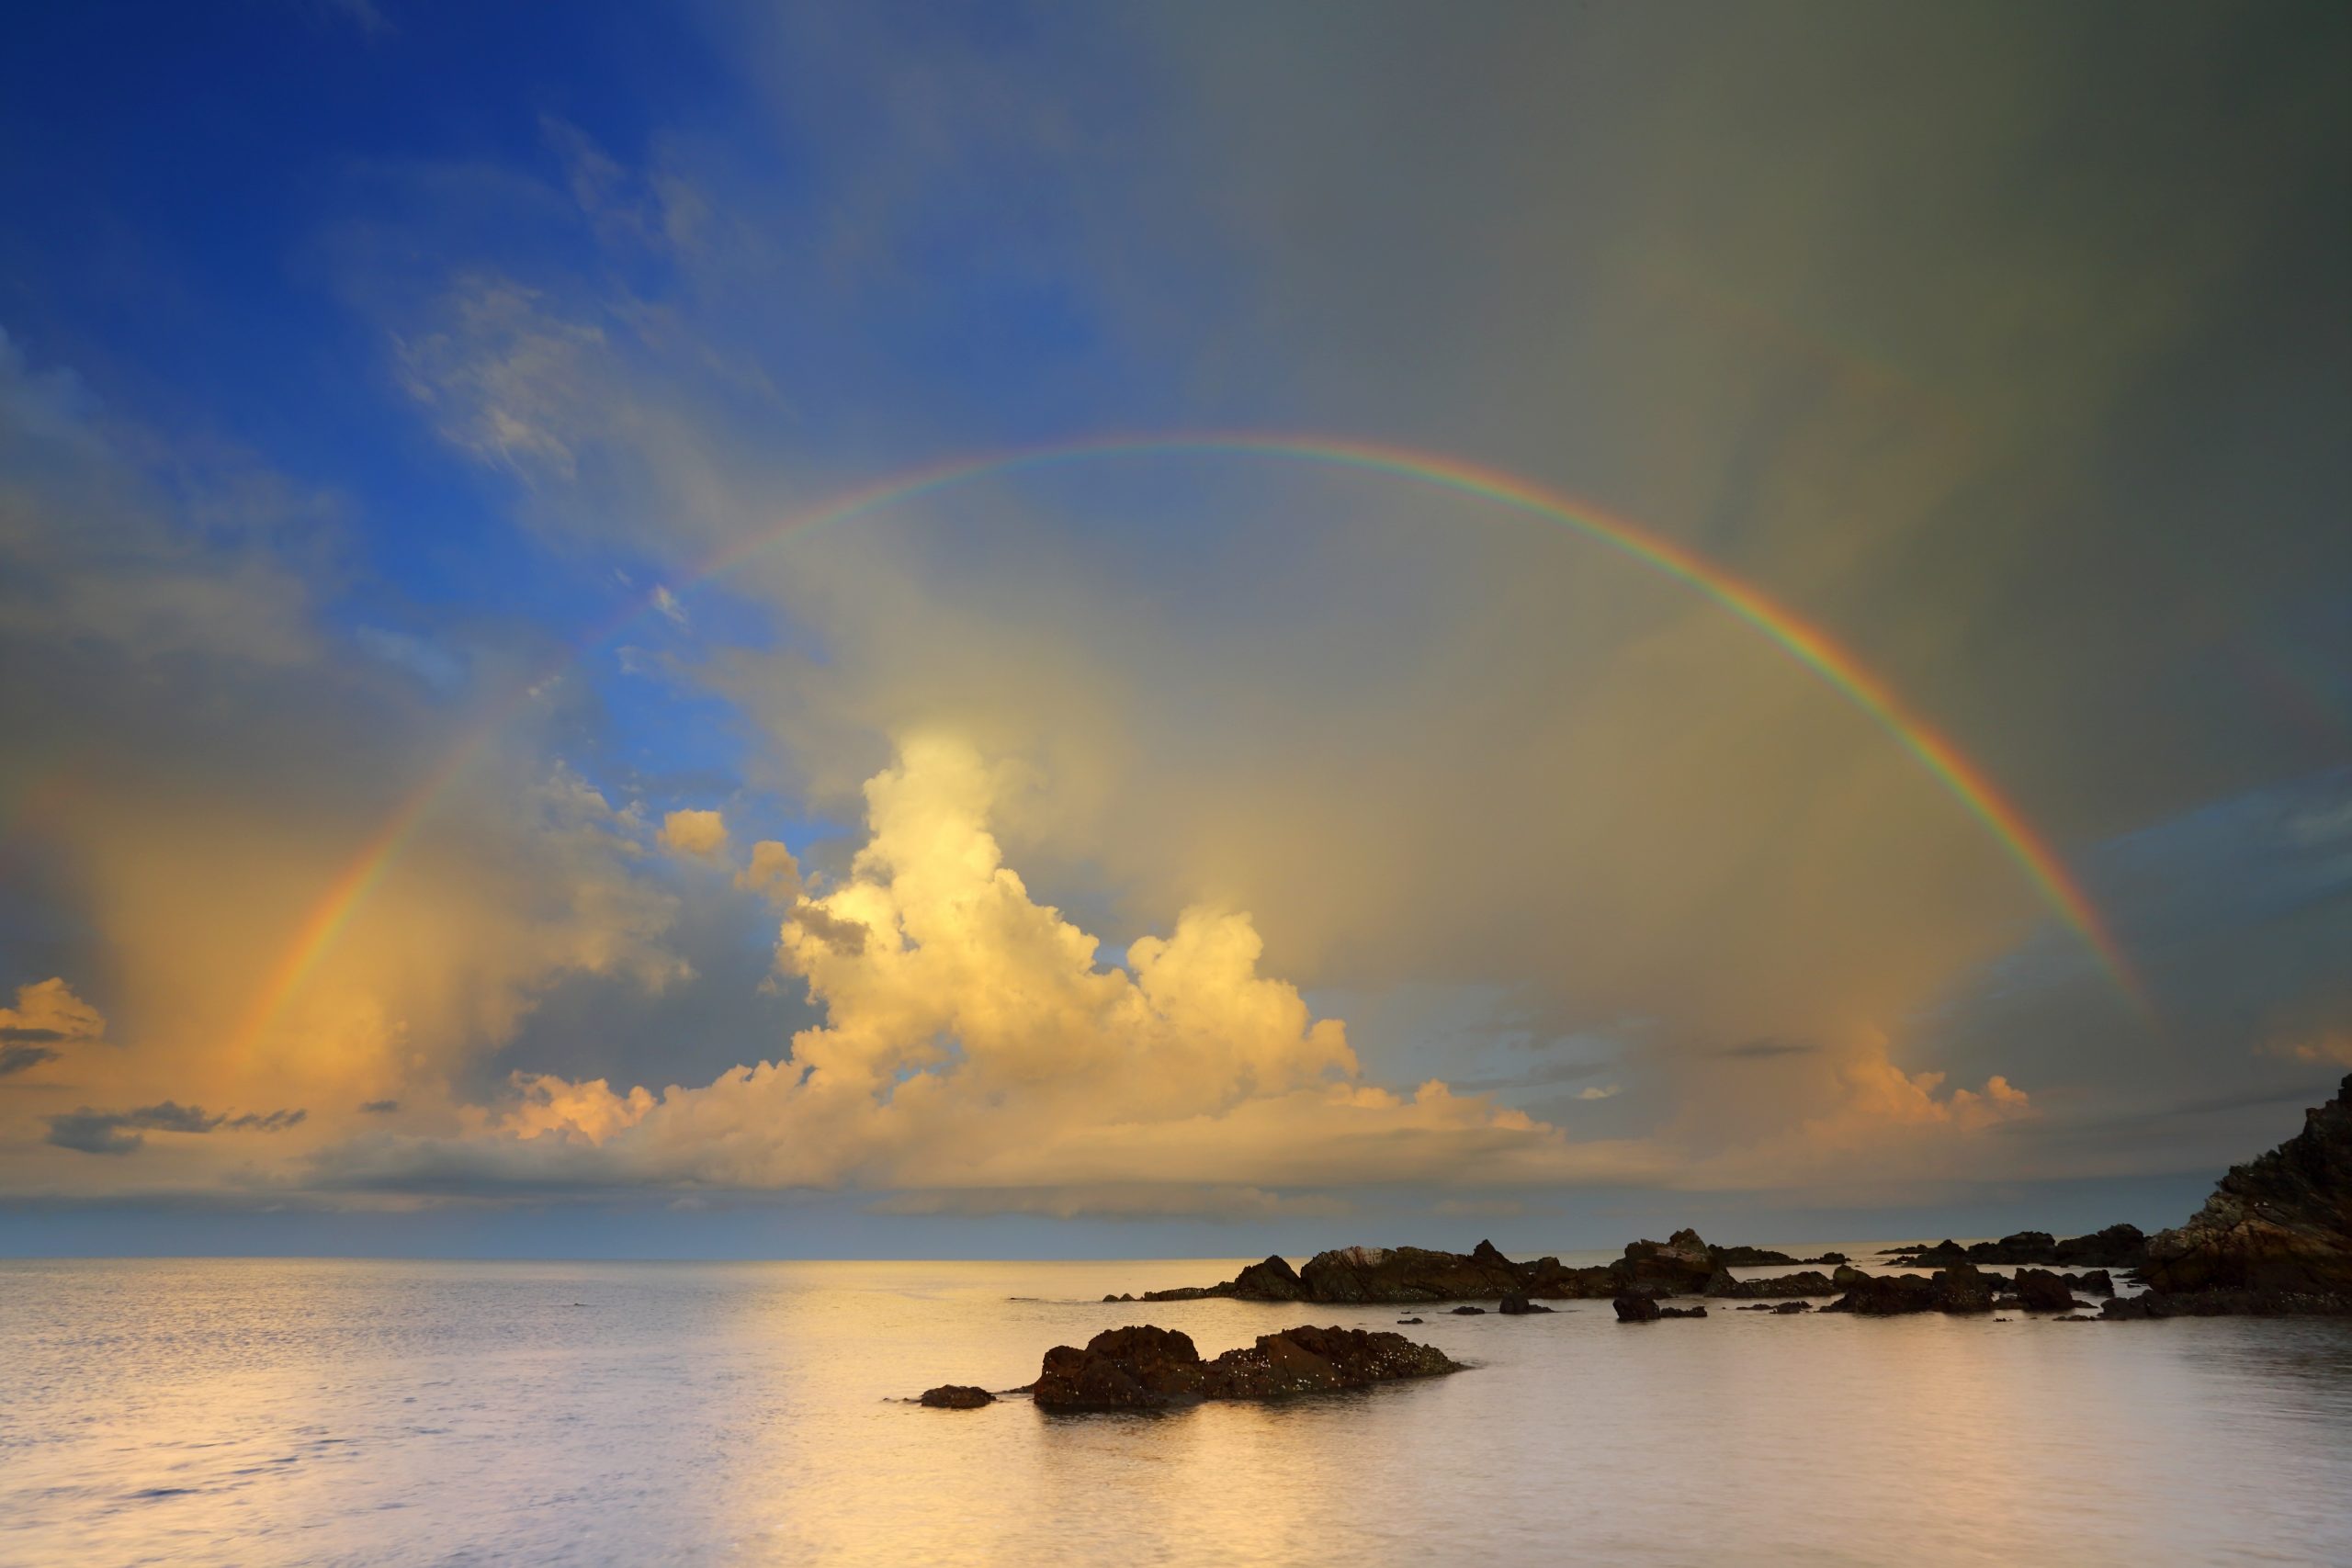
left=2102, top=1072, right=2352, bottom=1319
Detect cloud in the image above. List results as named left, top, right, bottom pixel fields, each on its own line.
left=357, top=1099, right=401, bottom=1114
left=735, top=840, right=803, bottom=904
left=2264, top=1032, right=2352, bottom=1068
left=1576, top=1085, right=1622, bottom=1101
left=659, top=808, right=729, bottom=858
left=1718, top=1037, right=1815, bottom=1060
left=0, top=978, right=104, bottom=1077
left=0, top=977, right=104, bottom=1045
left=651, top=584, right=687, bottom=626
left=312, top=737, right=1651, bottom=1201
left=46, top=1101, right=307, bottom=1156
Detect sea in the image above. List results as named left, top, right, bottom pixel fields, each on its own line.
left=4, top=1251, right=2350, bottom=1566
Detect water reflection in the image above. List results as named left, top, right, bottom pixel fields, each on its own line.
left=2, top=1257, right=2348, bottom=1565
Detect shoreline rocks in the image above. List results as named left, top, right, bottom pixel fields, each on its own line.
left=1883, top=1224, right=2149, bottom=1270
left=1119, top=1228, right=1759, bottom=1305
left=1032, top=1325, right=1462, bottom=1411
left=2105, top=1073, right=2352, bottom=1320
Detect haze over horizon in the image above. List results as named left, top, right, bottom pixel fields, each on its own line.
left=3, top=1, right=2347, bottom=1258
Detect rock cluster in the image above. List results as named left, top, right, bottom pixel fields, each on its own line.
left=2103, top=1074, right=2352, bottom=1318
left=1882, top=1224, right=2148, bottom=1270
left=1702, top=1269, right=1839, bottom=1299
left=1031, top=1325, right=1461, bottom=1410
left=1121, top=1229, right=1739, bottom=1305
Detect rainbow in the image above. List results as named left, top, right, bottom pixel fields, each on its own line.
left=230, top=434, right=2150, bottom=1058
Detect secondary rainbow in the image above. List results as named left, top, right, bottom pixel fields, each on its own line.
left=231, top=434, right=2150, bottom=1058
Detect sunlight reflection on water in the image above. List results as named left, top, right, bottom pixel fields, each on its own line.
left=3, top=1256, right=2348, bottom=1565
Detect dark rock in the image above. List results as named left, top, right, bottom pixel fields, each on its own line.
left=2013, top=1269, right=2086, bottom=1314
left=1702, top=1269, right=1839, bottom=1299
left=1821, top=1265, right=1996, bottom=1316
left=1884, top=1224, right=2150, bottom=1270
left=1657, top=1304, right=1708, bottom=1318
left=1822, top=1273, right=1937, bottom=1315
left=1772, top=1300, right=1812, bottom=1314
left=2138, top=1074, right=2352, bottom=1301
left=1613, top=1293, right=1662, bottom=1323
left=1448, top=1305, right=1487, bottom=1315
left=918, top=1384, right=995, bottom=1409
left=1710, top=1245, right=1801, bottom=1268
left=1496, top=1293, right=1553, bottom=1314
left=1102, top=1292, right=1135, bottom=1303
left=2073, top=1269, right=2115, bottom=1296
left=1396, top=1316, right=1424, bottom=1325
left=1031, top=1324, right=1461, bottom=1411
left=1137, top=1253, right=1310, bottom=1303
left=1618, top=1228, right=1719, bottom=1294
left=1831, top=1264, right=1872, bottom=1289
left=1810, top=1252, right=1849, bottom=1266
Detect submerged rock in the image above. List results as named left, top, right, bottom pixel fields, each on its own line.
left=1449, top=1305, right=1487, bottom=1315
left=1497, top=1292, right=1554, bottom=1314
left=1031, top=1324, right=1461, bottom=1411
left=918, top=1385, right=995, bottom=1409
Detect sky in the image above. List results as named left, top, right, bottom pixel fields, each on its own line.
left=1, top=1, right=2346, bottom=1258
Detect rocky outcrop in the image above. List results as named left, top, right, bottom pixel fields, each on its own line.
left=1821, top=1262, right=1998, bottom=1315
left=2135, top=1074, right=2352, bottom=1300
left=2011, top=1269, right=2087, bottom=1314
left=1119, top=1230, right=1755, bottom=1305
left=1710, top=1245, right=1799, bottom=1267
left=918, top=1384, right=995, bottom=1409
left=1497, top=1292, right=1554, bottom=1314
left=1032, top=1325, right=1461, bottom=1410
left=1702, top=1269, right=1839, bottom=1299
left=1884, top=1224, right=2149, bottom=1270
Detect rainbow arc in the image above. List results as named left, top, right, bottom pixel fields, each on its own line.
left=231, top=434, right=2151, bottom=1060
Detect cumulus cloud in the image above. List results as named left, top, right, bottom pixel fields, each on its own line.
left=0, top=976, right=106, bottom=1041
left=659, top=808, right=729, bottom=858
left=312, top=736, right=1652, bottom=1202
left=735, top=840, right=803, bottom=904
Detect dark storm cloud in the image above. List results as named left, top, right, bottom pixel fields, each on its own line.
left=357, top=1099, right=401, bottom=1113
left=44, top=1102, right=308, bottom=1156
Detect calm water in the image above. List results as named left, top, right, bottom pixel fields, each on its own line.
left=4, top=1253, right=2350, bottom=1566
